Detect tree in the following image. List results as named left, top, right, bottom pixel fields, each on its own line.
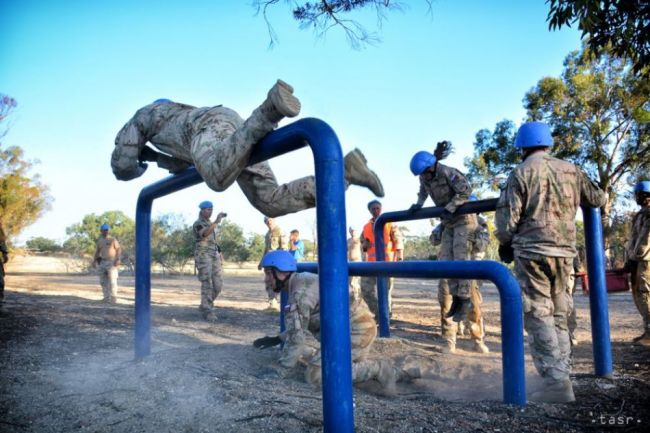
left=254, top=0, right=421, bottom=48
left=151, top=213, right=194, bottom=274
left=217, top=220, right=251, bottom=263
left=547, top=0, right=650, bottom=76
left=0, top=95, right=52, bottom=242
left=466, top=47, right=650, bottom=244
left=26, top=237, right=62, bottom=253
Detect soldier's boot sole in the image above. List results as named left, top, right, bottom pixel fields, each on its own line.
left=344, top=148, right=385, bottom=197
left=530, top=380, right=575, bottom=403
left=260, top=79, right=301, bottom=123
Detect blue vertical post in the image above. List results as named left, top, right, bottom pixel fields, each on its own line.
left=582, top=206, right=613, bottom=378
left=375, top=225, right=391, bottom=337
left=134, top=196, right=152, bottom=359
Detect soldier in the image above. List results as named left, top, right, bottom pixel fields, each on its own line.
left=0, top=223, right=8, bottom=308
left=361, top=200, right=403, bottom=319
left=259, top=217, right=287, bottom=310
left=625, top=180, right=650, bottom=346
left=429, top=202, right=489, bottom=353
left=409, top=141, right=477, bottom=353
left=92, top=224, right=122, bottom=304
left=347, top=227, right=362, bottom=262
left=494, top=121, right=607, bottom=403
left=112, top=79, right=384, bottom=218
left=193, top=200, right=227, bottom=322
left=253, top=251, right=415, bottom=396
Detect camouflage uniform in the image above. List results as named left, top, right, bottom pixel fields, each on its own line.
left=93, top=235, right=122, bottom=303
left=277, top=273, right=391, bottom=387
left=430, top=217, right=488, bottom=350
left=0, top=224, right=8, bottom=305
left=626, top=206, right=650, bottom=335
left=193, top=214, right=223, bottom=316
left=112, top=99, right=317, bottom=218
left=261, top=223, right=287, bottom=304
left=495, top=151, right=606, bottom=385
left=415, top=162, right=477, bottom=302
left=360, top=221, right=403, bottom=318
left=567, top=255, right=582, bottom=344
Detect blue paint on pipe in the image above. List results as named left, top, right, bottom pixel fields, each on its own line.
left=134, top=118, right=353, bottom=433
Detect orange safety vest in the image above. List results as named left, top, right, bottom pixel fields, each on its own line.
left=362, top=219, right=395, bottom=262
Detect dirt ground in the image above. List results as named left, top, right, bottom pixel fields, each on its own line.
left=1, top=255, right=649, bottom=433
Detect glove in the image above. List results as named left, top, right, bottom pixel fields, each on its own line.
left=439, top=209, right=454, bottom=221
left=139, top=146, right=159, bottom=163
left=408, top=203, right=423, bottom=213
left=498, top=243, right=515, bottom=264
left=253, top=336, right=282, bottom=349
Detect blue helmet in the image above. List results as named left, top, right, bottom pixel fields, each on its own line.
left=153, top=98, right=173, bottom=104
left=261, top=250, right=297, bottom=272
left=634, top=181, right=650, bottom=193
left=514, top=122, right=553, bottom=148
left=410, top=151, right=436, bottom=175
left=100, top=224, right=110, bottom=231
left=199, top=200, right=213, bottom=209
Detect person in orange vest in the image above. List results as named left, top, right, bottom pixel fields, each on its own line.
left=361, top=200, right=403, bottom=319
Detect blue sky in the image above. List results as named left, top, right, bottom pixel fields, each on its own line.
left=2, top=0, right=582, bottom=244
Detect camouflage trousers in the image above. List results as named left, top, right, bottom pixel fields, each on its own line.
left=631, top=260, right=650, bottom=332
left=97, top=260, right=119, bottom=301
left=187, top=106, right=318, bottom=218
left=439, top=280, right=484, bottom=344
left=360, top=276, right=394, bottom=320
left=0, top=262, right=5, bottom=304
left=514, top=254, right=573, bottom=384
left=439, top=216, right=477, bottom=298
left=304, top=303, right=379, bottom=385
left=567, top=272, right=578, bottom=341
left=195, top=251, right=223, bottom=314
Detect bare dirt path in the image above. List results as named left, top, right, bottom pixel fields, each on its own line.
left=1, top=261, right=649, bottom=432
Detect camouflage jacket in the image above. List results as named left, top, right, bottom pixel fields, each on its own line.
left=495, top=151, right=607, bottom=258
left=415, top=162, right=473, bottom=225
left=112, top=102, right=238, bottom=181
left=193, top=215, right=219, bottom=255
left=626, top=206, right=650, bottom=261
left=264, top=225, right=286, bottom=252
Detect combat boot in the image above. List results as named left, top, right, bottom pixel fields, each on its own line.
left=258, top=79, right=301, bottom=124
left=473, top=340, right=490, bottom=354
left=530, top=380, right=575, bottom=403
left=203, top=311, right=218, bottom=323
left=344, top=148, right=385, bottom=197
left=635, top=333, right=650, bottom=347
left=376, top=360, right=397, bottom=396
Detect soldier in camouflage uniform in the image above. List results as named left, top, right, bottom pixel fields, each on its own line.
left=93, top=224, right=122, bottom=304
left=625, top=181, right=650, bottom=346
left=112, top=80, right=384, bottom=217
left=258, top=217, right=287, bottom=310
left=193, top=200, right=227, bottom=322
left=429, top=210, right=489, bottom=353
left=253, top=251, right=411, bottom=396
left=0, top=223, right=8, bottom=308
left=494, top=122, right=606, bottom=403
left=409, top=142, right=477, bottom=353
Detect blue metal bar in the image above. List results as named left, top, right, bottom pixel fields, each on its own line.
left=374, top=199, right=497, bottom=336
left=582, top=206, right=613, bottom=378
left=297, top=260, right=527, bottom=406
left=134, top=118, right=353, bottom=433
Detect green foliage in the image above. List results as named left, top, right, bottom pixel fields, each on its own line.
left=547, top=0, right=650, bottom=76
left=403, top=235, right=436, bottom=260
left=247, top=233, right=266, bottom=263
left=0, top=95, right=53, bottom=241
left=151, top=213, right=194, bottom=273
left=26, top=236, right=62, bottom=253
left=217, top=220, right=251, bottom=263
